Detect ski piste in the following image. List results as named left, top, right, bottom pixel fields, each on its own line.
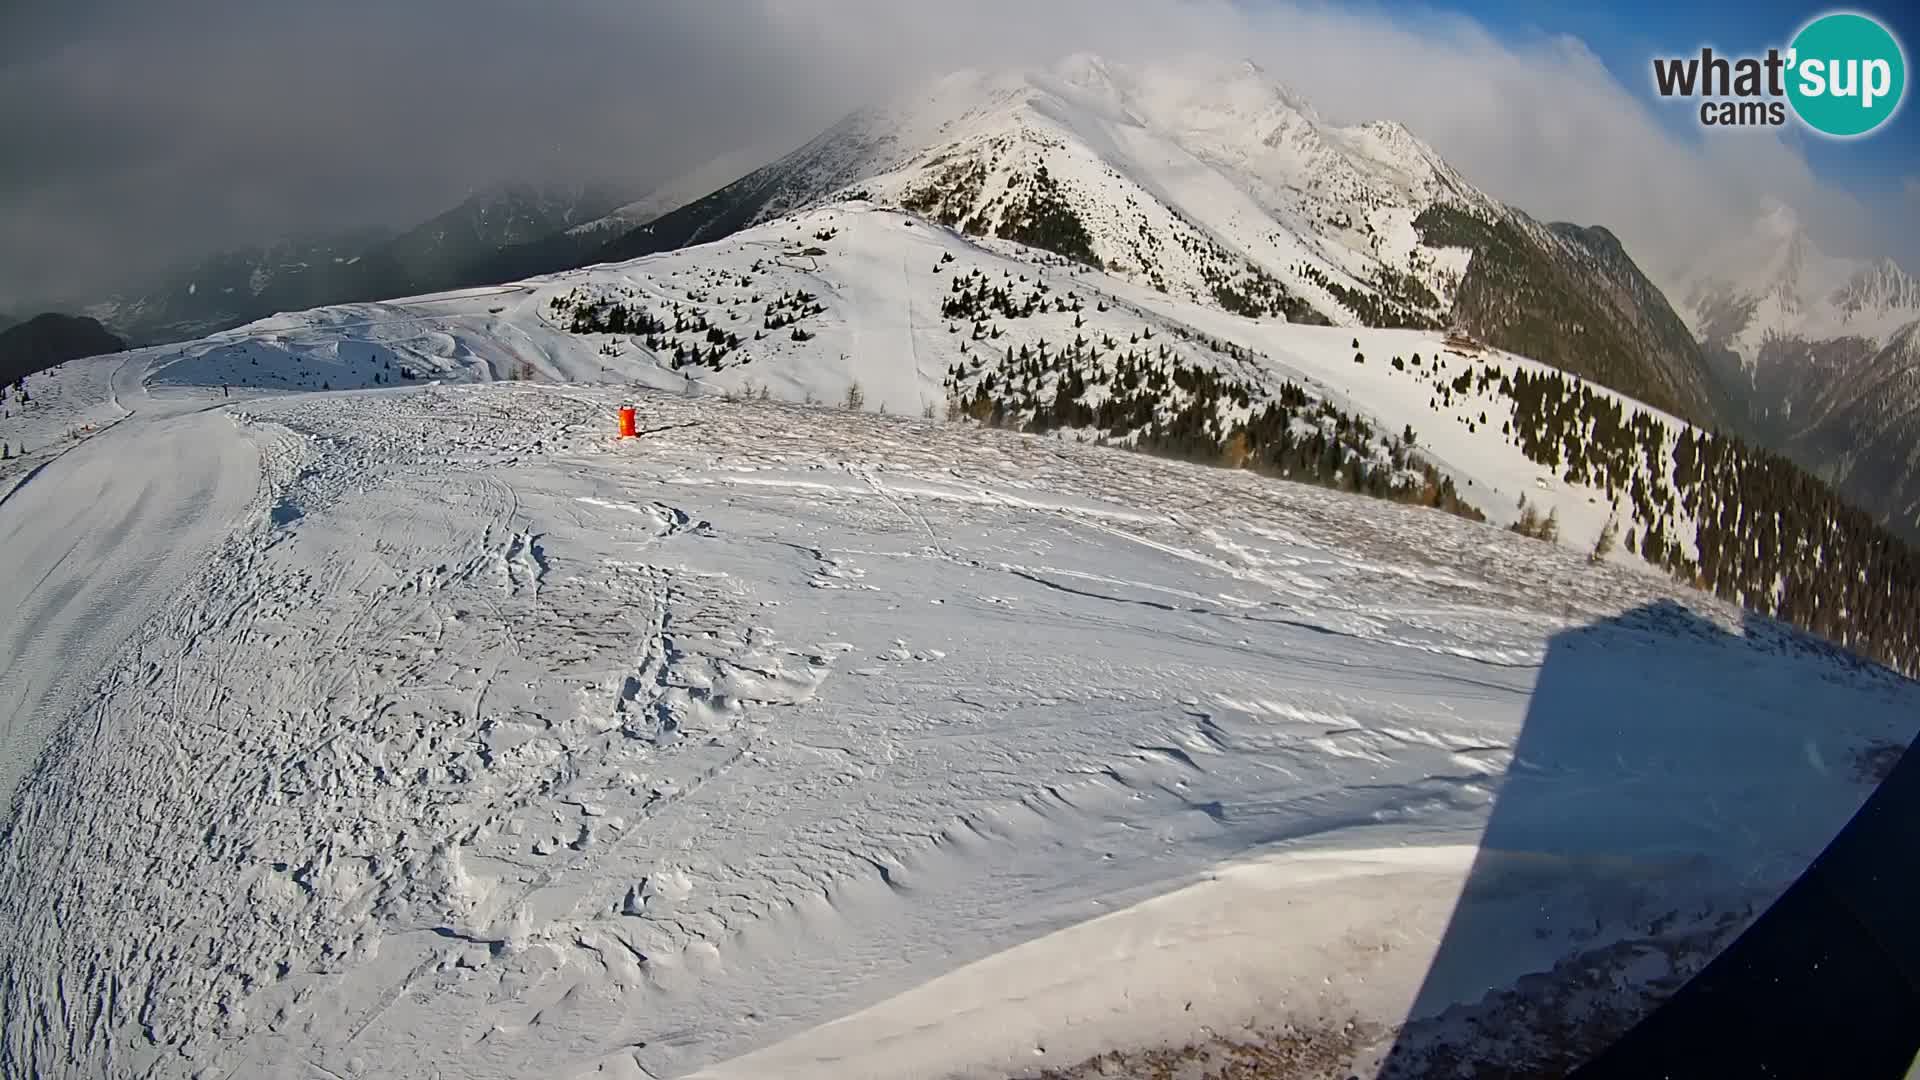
left=1, top=308, right=1914, bottom=1076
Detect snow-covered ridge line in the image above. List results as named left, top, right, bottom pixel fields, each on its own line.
left=128, top=204, right=1642, bottom=549
left=29, top=199, right=1910, bottom=679
left=598, top=53, right=1532, bottom=342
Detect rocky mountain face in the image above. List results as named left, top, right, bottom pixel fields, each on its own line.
left=1763, top=326, right=1920, bottom=539
left=1680, top=203, right=1920, bottom=539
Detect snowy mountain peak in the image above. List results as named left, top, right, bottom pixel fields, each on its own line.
left=1683, top=203, right=1920, bottom=542
left=620, top=53, right=1489, bottom=333
left=1100, top=52, right=1323, bottom=132
left=592, top=51, right=1718, bottom=420
left=676, top=53, right=1491, bottom=248
left=1360, top=118, right=1418, bottom=143
left=1742, top=203, right=1823, bottom=311
left=1682, top=199, right=1916, bottom=364
left=1837, top=257, right=1920, bottom=316
left=1704, top=199, right=1827, bottom=316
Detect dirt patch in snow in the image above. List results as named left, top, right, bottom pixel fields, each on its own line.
left=1852, top=740, right=1908, bottom=784
left=1015, top=1020, right=1377, bottom=1080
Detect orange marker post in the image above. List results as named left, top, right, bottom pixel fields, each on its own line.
left=618, top=406, right=637, bottom=438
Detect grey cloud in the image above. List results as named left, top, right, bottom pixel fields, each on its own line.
left=1, top=0, right=859, bottom=305
left=1193, top=3, right=1908, bottom=289
left=1, top=0, right=1910, bottom=310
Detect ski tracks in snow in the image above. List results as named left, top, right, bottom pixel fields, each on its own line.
left=0, top=401, right=262, bottom=814
left=1, top=383, right=1913, bottom=1080
left=0, top=388, right=856, bottom=1078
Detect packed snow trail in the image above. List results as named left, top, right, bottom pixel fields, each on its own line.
left=0, top=377, right=259, bottom=815
left=0, top=382, right=1912, bottom=1080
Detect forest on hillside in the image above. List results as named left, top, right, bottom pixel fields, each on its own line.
left=949, top=322, right=1920, bottom=677
left=1501, top=366, right=1919, bottom=675
left=942, top=325, right=1480, bottom=522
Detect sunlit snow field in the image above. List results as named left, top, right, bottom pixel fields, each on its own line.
left=2, top=366, right=1913, bottom=1079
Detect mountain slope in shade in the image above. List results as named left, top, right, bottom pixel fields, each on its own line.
left=1775, top=323, right=1920, bottom=537
left=379, top=183, right=629, bottom=292
left=595, top=54, right=1721, bottom=424
left=566, top=140, right=809, bottom=243
left=84, top=187, right=636, bottom=347
left=87, top=229, right=405, bottom=347
left=0, top=313, right=126, bottom=385
left=1545, top=223, right=1735, bottom=421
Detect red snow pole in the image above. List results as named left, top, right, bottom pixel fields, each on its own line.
left=618, top=406, right=637, bottom=438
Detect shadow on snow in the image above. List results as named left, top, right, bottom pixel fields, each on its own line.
left=1375, top=599, right=1920, bottom=1078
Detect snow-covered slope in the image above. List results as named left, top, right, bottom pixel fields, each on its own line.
left=0, top=351, right=135, bottom=494
left=4, top=182, right=1918, bottom=1078
left=612, top=54, right=1483, bottom=327
left=71, top=204, right=1704, bottom=574
left=595, top=54, right=1721, bottom=425
left=2, top=354, right=1913, bottom=1079
left=567, top=142, right=809, bottom=242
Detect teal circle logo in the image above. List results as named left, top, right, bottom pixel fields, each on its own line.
left=1787, top=12, right=1906, bottom=137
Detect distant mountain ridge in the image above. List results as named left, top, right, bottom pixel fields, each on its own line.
left=0, top=313, right=126, bottom=385
left=86, top=186, right=631, bottom=346
left=1679, top=202, right=1920, bottom=540
left=86, top=229, right=403, bottom=346
left=381, top=183, right=627, bottom=291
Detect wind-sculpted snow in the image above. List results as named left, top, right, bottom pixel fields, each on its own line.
left=1, top=381, right=1913, bottom=1079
